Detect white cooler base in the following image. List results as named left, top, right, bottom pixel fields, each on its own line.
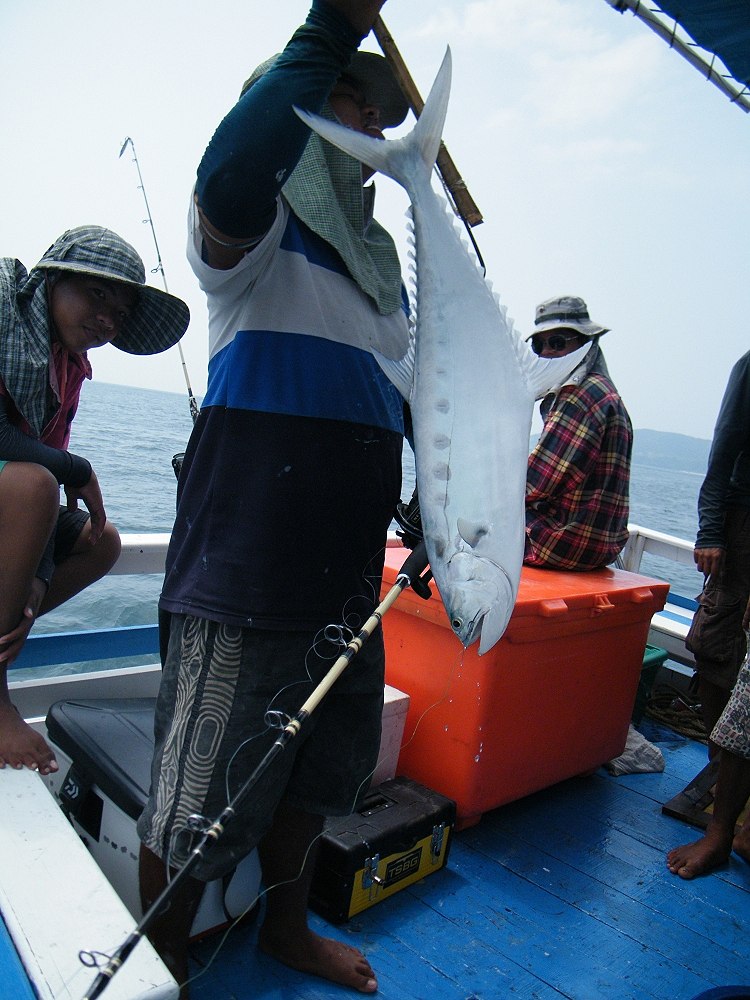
left=42, top=740, right=262, bottom=939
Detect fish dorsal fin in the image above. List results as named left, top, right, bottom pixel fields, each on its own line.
left=457, top=517, right=489, bottom=548
left=514, top=339, right=592, bottom=400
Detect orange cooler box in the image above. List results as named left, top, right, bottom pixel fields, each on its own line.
left=380, top=545, right=669, bottom=828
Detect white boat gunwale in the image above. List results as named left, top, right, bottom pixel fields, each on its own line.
left=9, top=522, right=698, bottom=723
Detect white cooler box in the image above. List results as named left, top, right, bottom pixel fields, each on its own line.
left=42, top=685, right=409, bottom=939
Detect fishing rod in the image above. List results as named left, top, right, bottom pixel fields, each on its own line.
left=80, top=541, right=432, bottom=1000
left=118, top=136, right=199, bottom=424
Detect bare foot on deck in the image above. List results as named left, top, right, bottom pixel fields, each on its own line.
left=0, top=704, right=58, bottom=775
left=666, top=829, right=733, bottom=879
left=259, top=926, right=377, bottom=993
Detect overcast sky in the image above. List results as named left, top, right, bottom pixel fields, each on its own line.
left=2, top=0, right=748, bottom=440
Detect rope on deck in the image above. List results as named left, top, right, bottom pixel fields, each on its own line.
left=645, top=683, right=708, bottom=742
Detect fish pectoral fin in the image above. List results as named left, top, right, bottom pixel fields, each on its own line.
left=478, top=602, right=513, bottom=655
left=373, top=342, right=415, bottom=402
left=522, top=341, right=592, bottom=400
left=456, top=518, right=489, bottom=548
left=478, top=573, right=515, bottom=655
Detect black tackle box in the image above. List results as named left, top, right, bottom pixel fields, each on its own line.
left=309, top=775, right=455, bottom=923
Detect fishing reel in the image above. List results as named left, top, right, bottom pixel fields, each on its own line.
left=394, top=488, right=422, bottom=549
left=394, top=489, right=432, bottom=600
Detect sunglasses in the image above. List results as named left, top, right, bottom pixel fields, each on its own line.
left=530, top=332, right=582, bottom=355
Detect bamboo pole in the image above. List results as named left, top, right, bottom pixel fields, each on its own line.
left=373, top=16, right=483, bottom=227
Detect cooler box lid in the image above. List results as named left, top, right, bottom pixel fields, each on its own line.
left=45, top=698, right=156, bottom=821
left=381, top=544, right=669, bottom=642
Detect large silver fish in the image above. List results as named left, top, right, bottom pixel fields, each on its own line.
left=296, top=49, right=590, bottom=654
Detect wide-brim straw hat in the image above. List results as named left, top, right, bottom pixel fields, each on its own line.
left=242, top=51, right=409, bottom=129
left=33, top=226, right=190, bottom=355
left=529, top=295, right=609, bottom=339
left=341, top=51, right=409, bottom=129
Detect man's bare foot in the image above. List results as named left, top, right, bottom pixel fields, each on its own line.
left=259, top=925, right=377, bottom=993
left=0, top=703, right=58, bottom=775
left=666, top=828, right=733, bottom=879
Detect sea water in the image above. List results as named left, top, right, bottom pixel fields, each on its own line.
left=28, top=380, right=704, bottom=645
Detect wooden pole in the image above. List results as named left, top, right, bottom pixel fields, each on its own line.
left=373, top=16, right=483, bottom=227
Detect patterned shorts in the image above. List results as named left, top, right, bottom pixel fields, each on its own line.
left=137, top=613, right=385, bottom=881
left=712, top=656, right=750, bottom=760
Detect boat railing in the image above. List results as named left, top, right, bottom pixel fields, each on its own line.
left=11, top=524, right=697, bottom=710
left=620, top=523, right=695, bottom=576
left=621, top=523, right=697, bottom=671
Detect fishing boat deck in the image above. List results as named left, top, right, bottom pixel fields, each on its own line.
left=188, top=722, right=749, bottom=1000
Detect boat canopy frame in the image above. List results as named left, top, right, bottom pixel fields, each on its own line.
left=603, top=0, right=750, bottom=113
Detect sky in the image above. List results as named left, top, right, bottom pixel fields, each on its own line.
left=2, top=0, right=748, bottom=441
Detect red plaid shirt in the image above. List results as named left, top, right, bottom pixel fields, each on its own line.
left=525, top=373, right=632, bottom=570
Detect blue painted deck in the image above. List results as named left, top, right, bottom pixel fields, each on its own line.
left=188, top=725, right=750, bottom=1000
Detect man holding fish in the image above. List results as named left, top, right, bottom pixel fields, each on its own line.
left=137, top=1, right=410, bottom=994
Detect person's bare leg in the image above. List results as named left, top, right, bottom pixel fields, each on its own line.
left=0, top=464, right=59, bottom=773
left=667, top=748, right=750, bottom=878
left=734, top=816, right=750, bottom=865
left=258, top=798, right=377, bottom=993
left=697, top=675, right=731, bottom=758
left=139, top=844, right=205, bottom=1000
left=40, top=519, right=121, bottom=613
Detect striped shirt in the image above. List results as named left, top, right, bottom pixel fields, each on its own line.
left=524, top=373, right=632, bottom=571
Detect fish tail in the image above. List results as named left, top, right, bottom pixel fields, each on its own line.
left=293, top=48, right=452, bottom=195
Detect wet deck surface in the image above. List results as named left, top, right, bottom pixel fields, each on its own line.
left=189, top=724, right=750, bottom=1000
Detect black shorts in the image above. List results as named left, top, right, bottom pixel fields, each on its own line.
left=54, top=506, right=90, bottom=563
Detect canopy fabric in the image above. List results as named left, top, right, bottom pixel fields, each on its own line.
left=655, top=1, right=750, bottom=90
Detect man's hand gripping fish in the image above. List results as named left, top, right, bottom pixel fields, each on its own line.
left=296, top=50, right=590, bottom=654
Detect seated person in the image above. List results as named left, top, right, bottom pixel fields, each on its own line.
left=0, top=226, right=189, bottom=775
left=524, top=295, right=632, bottom=571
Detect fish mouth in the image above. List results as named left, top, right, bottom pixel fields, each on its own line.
left=447, top=564, right=514, bottom=653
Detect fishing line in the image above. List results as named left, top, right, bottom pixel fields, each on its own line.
left=433, top=166, right=486, bottom=276
left=214, top=596, right=383, bottom=811
left=165, top=621, right=395, bottom=995
left=178, top=823, right=327, bottom=994
left=398, top=645, right=464, bottom=756
left=79, top=546, right=430, bottom=998
left=175, top=693, right=381, bottom=996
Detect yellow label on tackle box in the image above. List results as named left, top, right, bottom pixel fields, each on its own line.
left=347, top=826, right=452, bottom=918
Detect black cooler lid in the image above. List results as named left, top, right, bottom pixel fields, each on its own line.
left=46, top=698, right=156, bottom=821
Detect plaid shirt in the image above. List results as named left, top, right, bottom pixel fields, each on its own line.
left=525, top=373, right=632, bottom=570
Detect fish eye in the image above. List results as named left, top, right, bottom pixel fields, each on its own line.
left=452, top=617, right=463, bottom=630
